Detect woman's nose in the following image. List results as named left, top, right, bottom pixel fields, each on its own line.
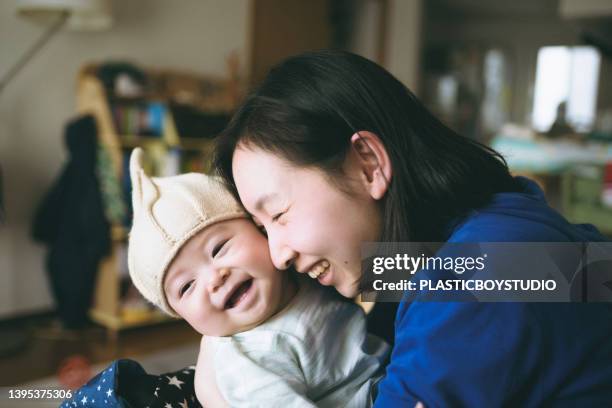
left=268, top=232, right=297, bottom=270
left=207, top=268, right=230, bottom=293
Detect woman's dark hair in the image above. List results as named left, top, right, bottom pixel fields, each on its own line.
left=214, top=50, right=521, bottom=242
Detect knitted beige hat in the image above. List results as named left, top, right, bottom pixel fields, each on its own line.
left=127, top=148, right=247, bottom=316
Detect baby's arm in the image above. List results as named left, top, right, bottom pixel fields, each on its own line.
left=195, top=336, right=228, bottom=408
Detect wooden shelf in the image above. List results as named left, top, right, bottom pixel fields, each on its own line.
left=119, top=136, right=165, bottom=146
left=111, top=225, right=128, bottom=242
left=78, top=63, right=236, bottom=338
left=176, top=137, right=216, bottom=151
left=102, top=136, right=216, bottom=151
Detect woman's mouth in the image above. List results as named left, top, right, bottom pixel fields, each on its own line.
left=224, top=279, right=254, bottom=310
left=307, top=261, right=330, bottom=283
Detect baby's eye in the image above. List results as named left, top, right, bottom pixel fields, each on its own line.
left=212, top=240, right=229, bottom=258
left=180, top=280, right=194, bottom=297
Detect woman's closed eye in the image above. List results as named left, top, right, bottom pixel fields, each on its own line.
left=272, top=209, right=288, bottom=222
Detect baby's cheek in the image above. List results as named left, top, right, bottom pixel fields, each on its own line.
left=254, top=253, right=277, bottom=277
left=250, top=240, right=276, bottom=266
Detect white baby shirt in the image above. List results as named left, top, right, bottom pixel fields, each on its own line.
left=207, top=277, right=390, bottom=407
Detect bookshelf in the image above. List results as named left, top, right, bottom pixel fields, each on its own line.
left=76, top=63, right=237, bottom=339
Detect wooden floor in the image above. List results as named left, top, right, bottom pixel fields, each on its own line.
left=0, top=314, right=200, bottom=386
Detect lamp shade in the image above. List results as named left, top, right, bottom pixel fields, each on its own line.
left=17, top=0, right=112, bottom=31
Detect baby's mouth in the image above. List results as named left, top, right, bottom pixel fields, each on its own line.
left=224, top=279, right=253, bottom=310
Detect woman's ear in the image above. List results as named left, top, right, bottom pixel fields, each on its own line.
left=349, top=131, right=392, bottom=200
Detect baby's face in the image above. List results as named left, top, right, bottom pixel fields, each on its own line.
left=164, top=218, right=291, bottom=337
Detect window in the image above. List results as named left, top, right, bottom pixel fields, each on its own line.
left=532, top=46, right=600, bottom=132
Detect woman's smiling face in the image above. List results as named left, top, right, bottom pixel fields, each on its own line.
left=232, top=144, right=384, bottom=298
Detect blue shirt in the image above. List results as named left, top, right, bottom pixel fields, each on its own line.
left=374, top=178, right=612, bottom=407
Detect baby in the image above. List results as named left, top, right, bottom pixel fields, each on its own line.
left=128, top=148, right=389, bottom=407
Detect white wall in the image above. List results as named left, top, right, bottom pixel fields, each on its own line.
left=0, top=0, right=249, bottom=318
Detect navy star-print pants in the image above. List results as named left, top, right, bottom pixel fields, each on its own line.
left=60, top=359, right=202, bottom=407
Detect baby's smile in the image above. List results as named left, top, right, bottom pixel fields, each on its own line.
left=222, top=278, right=254, bottom=310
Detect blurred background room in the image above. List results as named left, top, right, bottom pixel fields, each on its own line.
left=0, top=0, right=611, bottom=398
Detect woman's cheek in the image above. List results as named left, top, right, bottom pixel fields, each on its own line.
left=291, top=225, right=321, bottom=252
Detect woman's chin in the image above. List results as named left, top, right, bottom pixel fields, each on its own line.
left=336, top=281, right=360, bottom=298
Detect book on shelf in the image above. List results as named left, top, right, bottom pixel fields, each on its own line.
left=111, top=101, right=166, bottom=138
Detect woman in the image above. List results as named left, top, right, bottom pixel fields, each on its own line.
left=214, top=50, right=612, bottom=406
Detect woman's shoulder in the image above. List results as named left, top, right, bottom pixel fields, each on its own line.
left=448, top=182, right=607, bottom=243
left=380, top=299, right=612, bottom=406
